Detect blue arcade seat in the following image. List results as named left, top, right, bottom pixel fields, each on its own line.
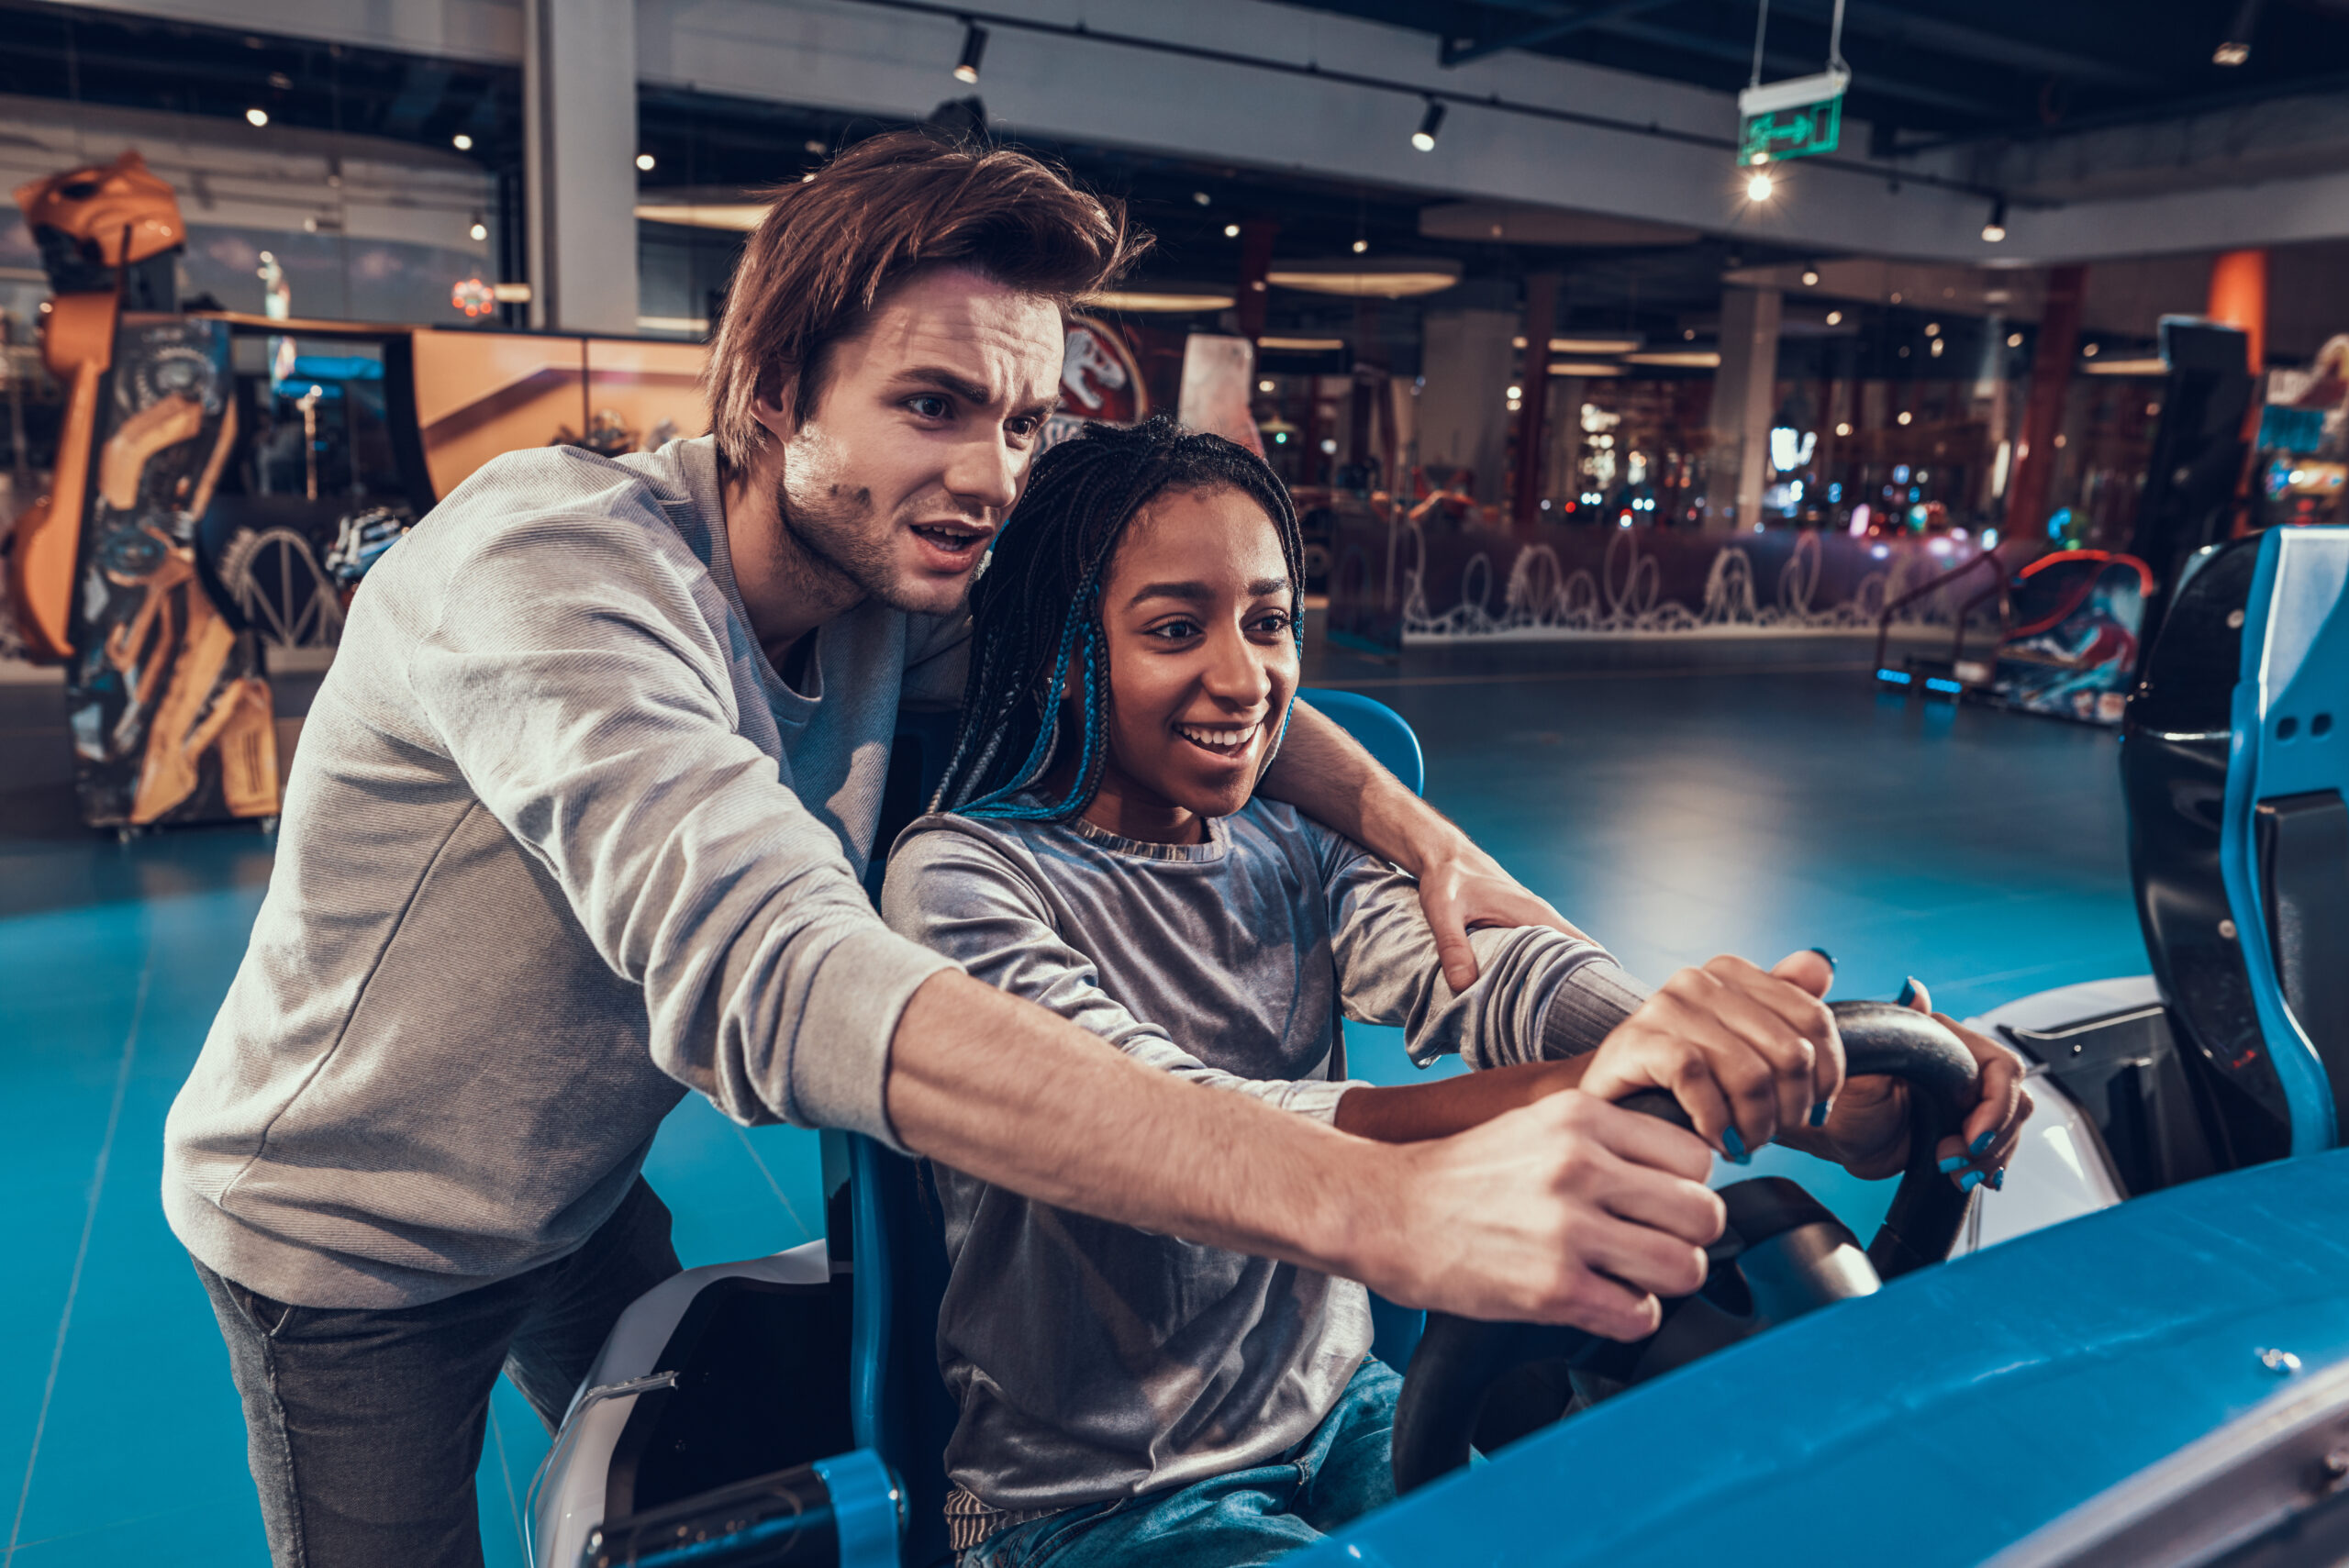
left=840, top=688, right=1429, bottom=1565
left=2065, top=524, right=2349, bottom=1191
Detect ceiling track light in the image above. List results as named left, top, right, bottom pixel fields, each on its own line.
left=1411, top=99, right=1446, bottom=152
left=953, top=21, right=988, bottom=84
left=1982, top=195, right=2009, bottom=243
left=2215, top=0, right=2262, bottom=63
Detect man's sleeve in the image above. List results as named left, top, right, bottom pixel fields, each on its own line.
left=884, top=824, right=1363, bottom=1123
left=403, top=515, right=954, bottom=1149
left=1318, top=827, right=1652, bottom=1070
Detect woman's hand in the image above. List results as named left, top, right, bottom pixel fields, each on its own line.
left=1809, top=976, right=2032, bottom=1189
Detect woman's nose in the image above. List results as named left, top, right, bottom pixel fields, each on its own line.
left=1201, top=628, right=1273, bottom=704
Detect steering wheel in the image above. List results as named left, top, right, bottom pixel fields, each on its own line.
left=1390, top=1000, right=1980, bottom=1494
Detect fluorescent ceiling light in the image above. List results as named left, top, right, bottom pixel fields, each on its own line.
left=1547, top=361, right=1623, bottom=376
left=1622, top=350, right=1721, bottom=368
left=1549, top=336, right=1641, bottom=355
left=1258, top=335, right=1346, bottom=351
left=635, top=202, right=764, bottom=230
left=1268, top=261, right=1460, bottom=298
left=1082, top=288, right=1234, bottom=313
left=2083, top=357, right=2169, bottom=376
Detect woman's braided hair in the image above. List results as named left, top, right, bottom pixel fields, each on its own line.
left=934, top=415, right=1306, bottom=818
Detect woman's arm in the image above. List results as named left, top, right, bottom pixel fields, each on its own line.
left=1335, top=1056, right=1592, bottom=1142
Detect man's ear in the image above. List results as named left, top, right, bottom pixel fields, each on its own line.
left=749, top=373, right=801, bottom=444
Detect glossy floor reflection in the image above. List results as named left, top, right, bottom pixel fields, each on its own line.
left=0, top=640, right=2143, bottom=1564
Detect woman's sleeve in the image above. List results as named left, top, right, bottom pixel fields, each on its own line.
left=1317, top=827, right=1653, bottom=1071
left=883, top=824, right=1364, bottom=1124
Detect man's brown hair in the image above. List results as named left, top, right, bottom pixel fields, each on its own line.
left=705, top=130, right=1146, bottom=468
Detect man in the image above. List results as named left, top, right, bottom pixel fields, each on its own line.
left=162, top=132, right=1870, bottom=1567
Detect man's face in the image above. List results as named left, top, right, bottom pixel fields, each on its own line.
left=764, top=266, right=1063, bottom=619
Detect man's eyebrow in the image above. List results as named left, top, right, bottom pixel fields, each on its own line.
left=890, top=365, right=996, bottom=405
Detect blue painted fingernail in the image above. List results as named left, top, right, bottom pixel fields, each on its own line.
left=1937, top=1153, right=1967, bottom=1174
left=1808, top=947, right=1836, bottom=970
left=1989, top=1168, right=2006, bottom=1191
left=1897, top=976, right=1920, bottom=1006
left=1959, top=1169, right=1985, bottom=1194
left=1970, top=1130, right=1995, bottom=1158
left=1721, top=1126, right=1751, bottom=1164
left=1809, top=1099, right=1831, bottom=1128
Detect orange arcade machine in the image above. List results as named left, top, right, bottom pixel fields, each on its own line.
left=6, top=150, right=712, bottom=831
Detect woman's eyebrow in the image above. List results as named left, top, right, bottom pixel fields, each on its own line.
left=1125, top=577, right=1291, bottom=607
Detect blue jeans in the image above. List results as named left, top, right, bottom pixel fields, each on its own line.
left=967, top=1358, right=1400, bottom=1568
left=194, top=1176, right=682, bottom=1568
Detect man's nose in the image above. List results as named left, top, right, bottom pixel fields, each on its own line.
left=944, top=431, right=1023, bottom=514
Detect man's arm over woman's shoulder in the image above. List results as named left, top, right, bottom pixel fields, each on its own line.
left=1287, top=807, right=1652, bottom=1069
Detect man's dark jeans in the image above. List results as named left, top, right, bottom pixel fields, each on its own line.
left=195, top=1177, right=684, bottom=1568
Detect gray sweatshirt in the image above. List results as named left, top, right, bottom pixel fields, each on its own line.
left=881, top=801, right=1648, bottom=1530
left=161, top=436, right=963, bottom=1308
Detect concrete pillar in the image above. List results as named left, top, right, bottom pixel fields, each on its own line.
left=1235, top=220, right=1276, bottom=344
left=2005, top=264, right=2086, bottom=543
left=1418, top=305, right=1518, bottom=510
left=1511, top=272, right=1560, bottom=529
left=1705, top=286, right=1781, bottom=531
left=525, top=0, right=640, bottom=334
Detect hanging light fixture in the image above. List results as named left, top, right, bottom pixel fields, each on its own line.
left=1411, top=99, right=1446, bottom=152
left=2214, top=0, right=2261, bottom=63
left=953, top=22, right=988, bottom=83
left=1981, top=195, right=2009, bottom=243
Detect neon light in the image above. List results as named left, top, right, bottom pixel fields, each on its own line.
left=1876, top=668, right=1913, bottom=684
left=1925, top=677, right=1963, bottom=694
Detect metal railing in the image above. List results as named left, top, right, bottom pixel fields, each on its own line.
left=1872, top=541, right=2020, bottom=689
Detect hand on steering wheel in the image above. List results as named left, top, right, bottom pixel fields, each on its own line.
left=1808, top=976, right=2032, bottom=1190
left=1575, top=951, right=1844, bottom=1164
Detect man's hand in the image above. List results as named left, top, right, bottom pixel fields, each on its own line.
left=1413, top=832, right=1587, bottom=991
left=1255, top=701, right=1581, bottom=990
left=1576, top=951, right=1843, bottom=1162
left=1358, top=1090, right=1725, bottom=1339
left=1808, top=976, right=2032, bottom=1186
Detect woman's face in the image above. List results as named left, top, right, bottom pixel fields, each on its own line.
left=1081, top=484, right=1298, bottom=840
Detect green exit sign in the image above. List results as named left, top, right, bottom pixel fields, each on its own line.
left=1741, top=95, right=1842, bottom=165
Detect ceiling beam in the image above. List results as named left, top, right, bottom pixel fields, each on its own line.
left=1451, top=0, right=2019, bottom=124
left=1440, top=0, right=1686, bottom=68
left=1773, top=0, right=2168, bottom=92
left=1592, top=17, right=2014, bottom=122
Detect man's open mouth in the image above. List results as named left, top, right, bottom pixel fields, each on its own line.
left=1174, top=720, right=1263, bottom=759
left=911, top=521, right=991, bottom=561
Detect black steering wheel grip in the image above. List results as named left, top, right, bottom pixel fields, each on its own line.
left=1388, top=1000, right=1981, bottom=1496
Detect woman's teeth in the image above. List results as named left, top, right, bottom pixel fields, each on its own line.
left=1175, top=721, right=1262, bottom=757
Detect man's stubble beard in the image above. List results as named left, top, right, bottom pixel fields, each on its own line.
left=770, top=471, right=969, bottom=617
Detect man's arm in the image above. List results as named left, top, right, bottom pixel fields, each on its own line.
left=885, top=970, right=1723, bottom=1339
left=1259, top=698, right=1583, bottom=989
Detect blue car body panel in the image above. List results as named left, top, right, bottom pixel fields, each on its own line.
left=1302, top=1147, right=2349, bottom=1568
left=2220, top=524, right=2349, bottom=1153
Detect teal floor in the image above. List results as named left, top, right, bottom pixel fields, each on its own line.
left=0, top=636, right=2146, bottom=1564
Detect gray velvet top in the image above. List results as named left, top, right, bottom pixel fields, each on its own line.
left=881, top=797, right=1650, bottom=1521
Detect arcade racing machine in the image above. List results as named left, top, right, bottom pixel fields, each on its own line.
left=4, top=150, right=708, bottom=831
left=537, top=523, right=2349, bottom=1568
